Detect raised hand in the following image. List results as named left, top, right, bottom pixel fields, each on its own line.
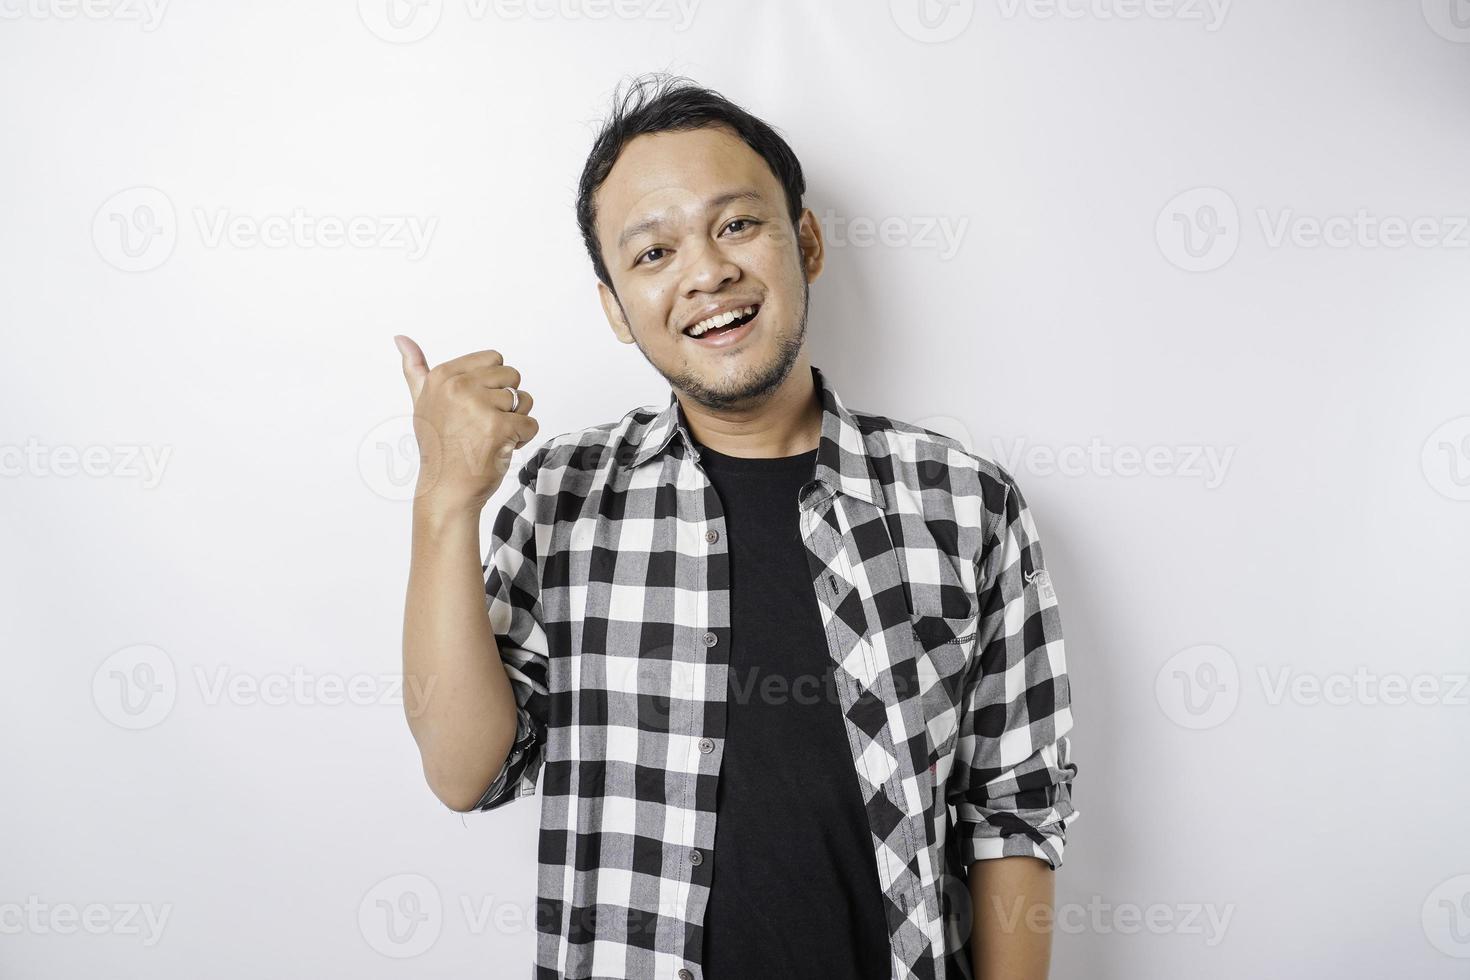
left=394, top=335, right=539, bottom=515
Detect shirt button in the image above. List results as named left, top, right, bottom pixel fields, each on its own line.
left=698, top=737, right=715, bottom=754
left=689, top=848, right=703, bottom=866
left=705, top=528, right=718, bottom=543
left=678, top=971, right=694, bottom=980
left=703, top=631, right=717, bottom=647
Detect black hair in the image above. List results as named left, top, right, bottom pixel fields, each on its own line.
left=575, top=72, right=807, bottom=290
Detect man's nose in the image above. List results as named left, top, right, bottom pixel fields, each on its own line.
left=681, top=240, right=740, bottom=294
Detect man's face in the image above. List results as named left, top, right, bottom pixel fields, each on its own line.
left=593, top=123, right=824, bottom=412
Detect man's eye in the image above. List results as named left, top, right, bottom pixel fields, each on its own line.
left=723, top=218, right=758, bottom=235
left=636, top=247, right=667, bottom=266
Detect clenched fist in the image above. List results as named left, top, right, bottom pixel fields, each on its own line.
left=394, top=335, right=540, bottom=515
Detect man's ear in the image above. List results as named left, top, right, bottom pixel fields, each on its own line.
left=796, top=207, right=825, bottom=283
left=598, top=280, right=634, bottom=344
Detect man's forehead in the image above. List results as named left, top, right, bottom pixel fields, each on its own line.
left=597, top=127, right=779, bottom=240
left=615, top=189, right=767, bottom=249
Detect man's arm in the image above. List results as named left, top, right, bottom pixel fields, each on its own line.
left=394, top=336, right=543, bottom=812
left=946, top=464, right=1079, bottom=976
left=403, top=502, right=520, bottom=811
left=968, top=856, right=1054, bottom=980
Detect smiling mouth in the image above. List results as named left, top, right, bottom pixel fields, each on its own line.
left=683, top=304, right=760, bottom=339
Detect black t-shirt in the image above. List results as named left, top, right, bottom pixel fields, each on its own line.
left=693, top=436, right=892, bottom=980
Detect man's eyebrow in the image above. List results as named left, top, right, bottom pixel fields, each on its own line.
left=617, top=189, right=767, bottom=249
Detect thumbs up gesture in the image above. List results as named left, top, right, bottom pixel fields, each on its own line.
left=393, top=335, right=540, bottom=514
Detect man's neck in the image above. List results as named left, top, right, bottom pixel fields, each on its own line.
left=676, top=364, right=822, bottom=459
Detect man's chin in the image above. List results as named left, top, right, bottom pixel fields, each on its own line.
left=678, top=343, right=805, bottom=413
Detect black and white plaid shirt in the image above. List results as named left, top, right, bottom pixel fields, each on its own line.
left=473, top=363, right=1079, bottom=980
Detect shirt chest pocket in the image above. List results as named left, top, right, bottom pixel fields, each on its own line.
left=907, top=603, right=977, bottom=772
left=910, top=610, right=976, bottom=649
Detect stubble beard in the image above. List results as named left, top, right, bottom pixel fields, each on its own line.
left=630, top=277, right=810, bottom=414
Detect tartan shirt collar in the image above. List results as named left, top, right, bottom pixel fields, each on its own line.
left=619, top=363, right=891, bottom=512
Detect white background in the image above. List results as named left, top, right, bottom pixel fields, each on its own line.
left=3, top=1, right=1469, bottom=977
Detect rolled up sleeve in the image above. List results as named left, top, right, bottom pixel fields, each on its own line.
left=471, top=447, right=551, bottom=813
left=946, top=465, right=1079, bottom=869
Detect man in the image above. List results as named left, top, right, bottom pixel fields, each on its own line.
left=396, top=73, right=1078, bottom=980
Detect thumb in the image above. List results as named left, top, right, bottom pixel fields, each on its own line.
left=394, top=334, right=429, bottom=402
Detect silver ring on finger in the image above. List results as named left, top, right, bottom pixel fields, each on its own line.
left=503, top=386, right=520, bottom=412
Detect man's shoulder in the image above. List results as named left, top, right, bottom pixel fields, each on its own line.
left=519, top=402, right=660, bottom=478
left=846, top=406, right=1021, bottom=512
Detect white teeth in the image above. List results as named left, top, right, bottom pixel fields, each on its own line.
left=687, top=306, right=755, bottom=337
